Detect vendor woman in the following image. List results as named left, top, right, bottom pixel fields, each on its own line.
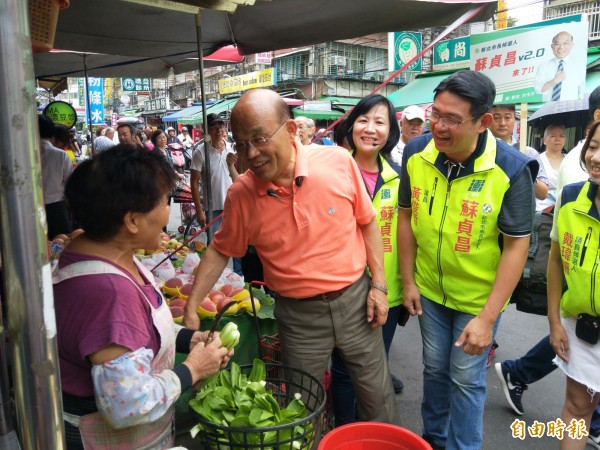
left=54, top=145, right=232, bottom=449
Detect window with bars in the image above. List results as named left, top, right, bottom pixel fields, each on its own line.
left=274, top=52, right=310, bottom=81
left=273, top=42, right=388, bottom=82
left=320, top=42, right=387, bottom=79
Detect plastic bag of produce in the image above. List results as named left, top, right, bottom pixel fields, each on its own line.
left=214, top=268, right=244, bottom=290
left=142, top=254, right=176, bottom=283
left=182, top=252, right=200, bottom=275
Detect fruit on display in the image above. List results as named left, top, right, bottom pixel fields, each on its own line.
left=163, top=277, right=183, bottom=296
left=208, top=290, right=225, bottom=304
left=231, top=288, right=251, bottom=302
left=177, top=282, right=193, bottom=300
left=170, top=306, right=184, bottom=324
left=197, top=298, right=217, bottom=319
left=169, top=298, right=187, bottom=309
left=216, top=297, right=238, bottom=315
left=166, top=239, right=180, bottom=250
left=237, top=298, right=261, bottom=314
left=220, top=284, right=234, bottom=297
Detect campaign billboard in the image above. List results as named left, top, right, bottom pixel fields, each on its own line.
left=470, top=16, right=587, bottom=104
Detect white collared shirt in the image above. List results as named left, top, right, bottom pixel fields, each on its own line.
left=534, top=56, right=584, bottom=102
left=40, top=139, right=72, bottom=204
left=190, top=142, right=235, bottom=210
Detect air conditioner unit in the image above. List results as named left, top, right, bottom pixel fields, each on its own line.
left=330, top=55, right=347, bottom=66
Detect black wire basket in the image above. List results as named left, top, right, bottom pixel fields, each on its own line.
left=192, top=363, right=327, bottom=449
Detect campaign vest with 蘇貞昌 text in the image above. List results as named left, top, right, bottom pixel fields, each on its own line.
left=372, top=156, right=403, bottom=308
left=406, top=133, right=514, bottom=315
left=556, top=181, right=600, bottom=318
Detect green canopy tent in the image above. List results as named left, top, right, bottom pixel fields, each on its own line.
left=387, top=70, right=458, bottom=110
left=292, top=109, right=344, bottom=120
left=178, top=97, right=240, bottom=125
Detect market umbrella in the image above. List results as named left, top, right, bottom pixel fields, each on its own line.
left=527, top=94, right=591, bottom=129
left=52, top=0, right=496, bottom=57
left=34, top=45, right=244, bottom=79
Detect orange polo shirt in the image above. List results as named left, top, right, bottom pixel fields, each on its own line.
left=211, top=141, right=376, bottom=297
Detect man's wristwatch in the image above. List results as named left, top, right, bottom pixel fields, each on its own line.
left=370, top=281, right=388, bottom=295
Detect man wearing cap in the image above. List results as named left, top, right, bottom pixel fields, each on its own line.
left=178, top=126, right=194, bottom=148
left=190, top=113, right=238, bottom=230
left=166, top=126, right=182, bottom=145
left=314, top=128, right=334, bottom=145
left=390, top=105, right=426, bottom=166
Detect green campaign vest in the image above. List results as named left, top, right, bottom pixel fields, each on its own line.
left=406, top=133, right=512, bottom=315
left=556, top=181, right=600, bottom=318
left=372, top=156, right=403, bottom=307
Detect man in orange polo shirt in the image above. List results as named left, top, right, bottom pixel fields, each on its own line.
left=184, top=88, right=398, bottom=424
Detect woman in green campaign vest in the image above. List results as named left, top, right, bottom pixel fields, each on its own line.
left=548, top=119, right=600, bottom=450
left=330, top=94, right=404, bottom=426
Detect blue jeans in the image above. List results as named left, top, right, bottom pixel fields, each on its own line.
left=503, top=334, right=600, bottom=430
left=330, top=305, right=401, bottom=427
left=503, top=335, right=556, bottom=384
left=419, top=296, right=500, bottom=450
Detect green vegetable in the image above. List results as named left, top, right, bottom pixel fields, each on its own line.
left=219, top=322, right=240, bottom=350
left=190, top=358, right=313, bottom=449
left=243, top=284, right=276, bottom=319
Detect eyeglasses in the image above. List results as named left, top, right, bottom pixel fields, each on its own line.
left=429, top=112, right=474, bottom=129
left=233, top=121, right=287, bottom=153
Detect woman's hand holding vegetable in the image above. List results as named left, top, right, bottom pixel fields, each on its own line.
left=182, top=335, right=231, bottom=385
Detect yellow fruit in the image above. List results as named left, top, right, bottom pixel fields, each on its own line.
left=231, top=289, right=251, bottom=302
left=238, top=299, right=261, bottom=314
left=197, top=298, right=217, bottom=319
left=163, top=278, right=183, bottom=296
left=216, top=298, right=239, bottom=315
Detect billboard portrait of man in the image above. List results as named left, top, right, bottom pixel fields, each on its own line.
left=534, top=31, right=585, bottom=102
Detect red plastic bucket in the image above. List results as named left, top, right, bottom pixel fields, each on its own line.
left=318, top=422, right=432, bottom=450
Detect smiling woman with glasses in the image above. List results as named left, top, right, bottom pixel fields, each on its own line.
left=232, top=121, right=287, bottom=153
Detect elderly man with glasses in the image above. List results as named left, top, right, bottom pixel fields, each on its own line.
left=398, top=71, right=538, bottom=450
left=184, top=88, right=399, bottom=426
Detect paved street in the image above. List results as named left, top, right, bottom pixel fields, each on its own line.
left=390, top=303, right=567, bottom=449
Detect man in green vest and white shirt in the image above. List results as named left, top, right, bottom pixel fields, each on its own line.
left=397, top=70, right=537, bottom=450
